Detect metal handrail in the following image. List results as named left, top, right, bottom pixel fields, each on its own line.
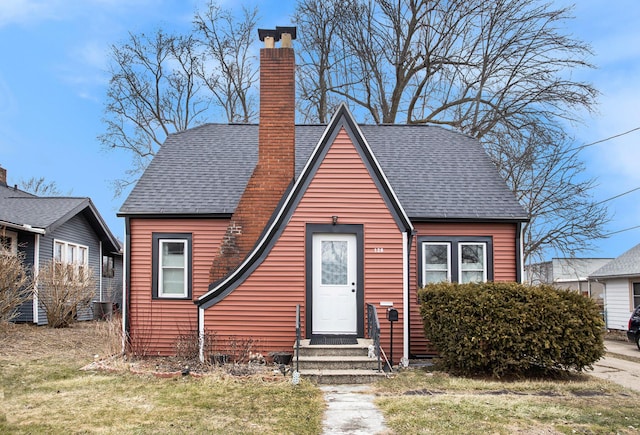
left=295, top=304, right=301, bottom=373
left=366, top=303, right=382, bottom=372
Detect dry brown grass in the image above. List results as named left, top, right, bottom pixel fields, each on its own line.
left=0, top=320, right=324, bottom=434
left=0, top=320, right=105, bottom=362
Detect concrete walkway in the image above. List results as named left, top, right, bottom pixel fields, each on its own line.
left=320, top=384, right=389, bottom=435
left=590, top=339, right=640, bottom=392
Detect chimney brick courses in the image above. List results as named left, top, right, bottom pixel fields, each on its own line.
left=209, top=30, right=296, bottom=283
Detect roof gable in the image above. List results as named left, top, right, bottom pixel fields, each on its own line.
left=198, top=104, right=412, bottom=308
left=590, top=243, right=640, bottom=278
left=0, top=185, right=121, bottom=253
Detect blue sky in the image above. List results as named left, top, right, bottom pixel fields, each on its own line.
left=0, top=0, right=639, bottom=261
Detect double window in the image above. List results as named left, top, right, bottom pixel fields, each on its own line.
left=419, top=236, right=493, bottom=286
left=54, top=240, right=88, bottom=275
left=152, top=233, right=192, bottom=299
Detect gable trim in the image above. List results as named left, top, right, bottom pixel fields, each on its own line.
left=197, top=104, right=413, bottom=309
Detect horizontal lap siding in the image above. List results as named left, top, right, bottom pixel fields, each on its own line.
left=409, top=222, right=518, bottom=356
left=604, top=277, right=635, bottom=330
left=205, top=128, right=405, bottom=356
left=128, top=218, right=228, bottom=355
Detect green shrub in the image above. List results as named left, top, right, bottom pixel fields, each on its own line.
left=418, top=282, right=604, bottom=377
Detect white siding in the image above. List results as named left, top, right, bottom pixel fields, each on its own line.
left=604, top=277, right=634, bottom=330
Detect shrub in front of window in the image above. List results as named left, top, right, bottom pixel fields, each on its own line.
left=418, top=282, right=605, bottom=377
left=36, top=260, right=96, bottom=328
left=0, top=245, right=34, bottom=323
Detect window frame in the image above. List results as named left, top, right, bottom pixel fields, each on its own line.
left=632, top=282, right=640, bottom=310
left=53, top=239, right=89, bottom=266
left=0, top=230, right=18, bottom=254
left=418, top=236, right=493, bottom=288
left=102, top=255, right=115, bottom=278
left=458, top=242, right=488, bottom=283
left=152, top=233, right=192, bottom=300
left=421, top=241, right=452, bottom=285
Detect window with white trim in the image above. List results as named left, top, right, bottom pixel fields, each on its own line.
left=422, top=242, right=451, bottom=284
left=54, top=240, right=88, bottom=275
left=459, top=243, right=487, bottom=283
left=152, top=233, right=192, bottom=299
left=419, top=236, right=493, bottom=287
left=633, top=283, right=640, bottom=309
left=0, top=230, right=18, bottom=254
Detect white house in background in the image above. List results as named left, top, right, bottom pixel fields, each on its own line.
left=525, top=258, right=612, bottom=302
left=589, top=244, right=640, bottom=331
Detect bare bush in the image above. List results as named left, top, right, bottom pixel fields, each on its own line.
left=94, top=313, right=124, bottom=358
left=36, top=261, right=96, bottom=328
left=174, top=328, right=217, bottom=360
left=0, top=245, right=34, bottom=323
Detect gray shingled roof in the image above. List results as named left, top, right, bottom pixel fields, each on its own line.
left=119, top=123, right=527, bottom=220
left=0, top=185, right=87, bottom=229
left=1, top=184, right=121, bottom=252
left=590, top=243, right=640, bottom=278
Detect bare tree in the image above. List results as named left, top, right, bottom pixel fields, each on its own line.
left=294, top=0, right=346, bottom=123
left=194, top=4, right=259, bottom=123
left=296, top=0, right=605, bottom=260
left=486, top=127, right=609, bottom=264
left=100, top=29, right=209, bottom=195
left=304, top=0, right=597, bottom=127
left=19, top=177, right=64, bottom=196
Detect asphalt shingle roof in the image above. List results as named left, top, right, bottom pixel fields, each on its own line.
left=119, top=123, right=527, bottom=220
left=0, top=184, right=121, bottom=252
left=0, top=185, right=87, bottom=229
left=590, top=243, right=640, bottom=278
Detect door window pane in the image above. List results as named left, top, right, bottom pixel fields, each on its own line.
left=321, top=241, right=348, bottom=285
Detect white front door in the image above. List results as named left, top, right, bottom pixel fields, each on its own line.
left=312, top=233, right=358, bottom=335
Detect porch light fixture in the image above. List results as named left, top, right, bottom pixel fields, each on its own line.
left=332, top=216, right=338, bottom=225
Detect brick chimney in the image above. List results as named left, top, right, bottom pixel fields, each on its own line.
left=0, top=166, right=6, bottom=187
left=209, top=27, right=297, bottom=283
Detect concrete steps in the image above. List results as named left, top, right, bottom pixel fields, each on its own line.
left=293, top=338, right=390, bottom=384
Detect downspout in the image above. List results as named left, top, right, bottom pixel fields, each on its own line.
left=516, top=222, right=523, bottom=283
left=122, top=217, right=130, bottom=354
left=402, top=231, right=409, bottom=366
left=32, top=234, right=40, bottom=324
left=99, top=240, right=103, bottom=302
left=198, top=307, right=205, bottom=362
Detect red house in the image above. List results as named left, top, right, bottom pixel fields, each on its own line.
left=119, top=28, right=527, bottom=367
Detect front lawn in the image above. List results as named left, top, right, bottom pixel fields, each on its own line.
left=374, top=369, right=640, bottom=434
left=2, top=321, right=640, bottom=434
left=0, top=321, right=323, bottom=434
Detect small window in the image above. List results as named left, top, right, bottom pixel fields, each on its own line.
left=152, top=233, right=192, bottom=299
left=0, top=230, right=18, bottom=254
left=422, top=242, right=451, bottom=285
left=459, top=243, right=487, bottom=283
left=102, top=255, right=115, bottom=278
left=633, top=283, right=640, bottom=309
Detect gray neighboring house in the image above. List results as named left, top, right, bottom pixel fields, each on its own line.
left=0, top=166, right=122, bottom=325
left=525, top=258, right=613, bottom=303
left=589, top=243, right=640, bottom=331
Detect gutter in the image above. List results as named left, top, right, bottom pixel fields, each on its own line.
left=0, top=220, right=46, bottom=234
